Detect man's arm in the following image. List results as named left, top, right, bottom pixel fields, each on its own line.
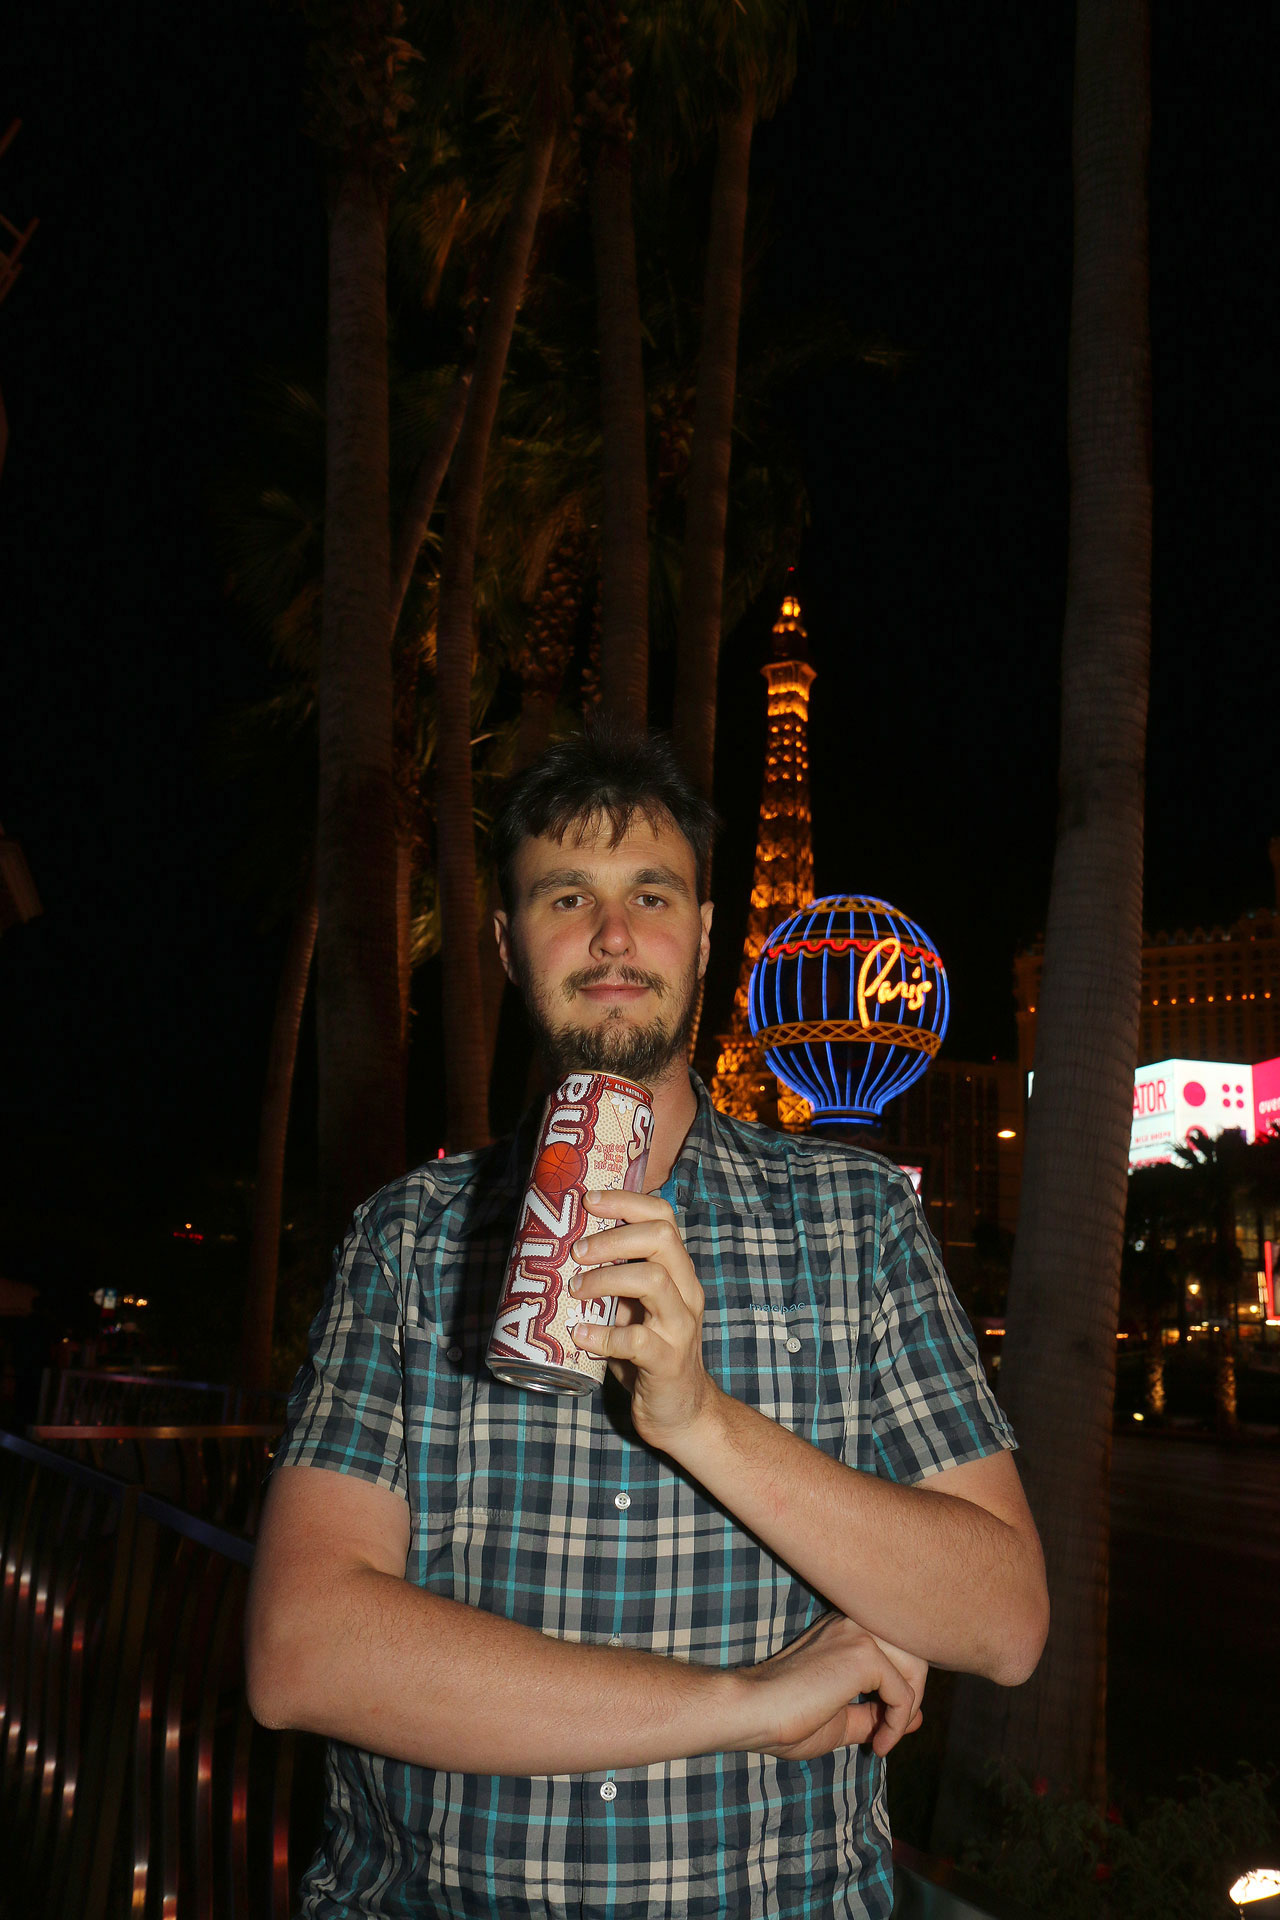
left=658, top=1411, right=1045, bottom=1686
left=244, top=1462, right=923, bottom=1773
left=570, top=1192, right=1050, bottom=1687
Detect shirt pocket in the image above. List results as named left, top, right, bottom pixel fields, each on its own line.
left=696, top=1199, right=867, bottom=1457
left=703, top=1296, right=853, bottom=1458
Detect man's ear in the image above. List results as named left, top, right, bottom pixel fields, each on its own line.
left=698, top=900, right=714, bottom=980
left=494, top=909, right=518, bottom=984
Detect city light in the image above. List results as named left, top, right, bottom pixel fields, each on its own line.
left=997, top=1128, right=1017, bottom=1139
left=1230, top=1867, right=1280, bottom=1906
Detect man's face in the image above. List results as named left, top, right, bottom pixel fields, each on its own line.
left=494, top=812, right=713, bottom=1086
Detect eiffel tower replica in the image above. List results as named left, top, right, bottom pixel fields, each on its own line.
left=710, top=589, right=816, bottom=1131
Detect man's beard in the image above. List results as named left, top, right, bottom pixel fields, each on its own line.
left=518, top=957, right=701, bottom=1087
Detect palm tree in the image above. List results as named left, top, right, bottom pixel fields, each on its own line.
left=1122, top=1162, right=1191, bottom=1416
left=305, top=0, right=421, bottom=1235
left=241, top=864, right=319, bottom=1393
left=935, top=0, right=1151, bottom=1830
left=670, top=85, right=753, bottom=801
left=1172, top=1127, right=1251, bottom=1433
left=578, top=0, right=650, bottom=725
left=434, top=122, right=558, bottom=1151
left=670, top=1, right=802, bottom=803
left=212, top=348, right=471, bottom=1377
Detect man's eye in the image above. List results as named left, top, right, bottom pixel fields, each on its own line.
left=553, top=893, right=587, bottom=910
left=636, top=894, right=667, bottom=909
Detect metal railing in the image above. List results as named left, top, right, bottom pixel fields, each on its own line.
left=37, top=1368, right=287, bottom=1430
left=27, top=1425, right=278, bottom=1535
left=0, top=1433, right=321, bottom=1919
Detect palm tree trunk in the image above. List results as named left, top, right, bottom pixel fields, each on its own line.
left=242, top=867, right=319, bottom=1393
left=389, top=363, right=472, bottom=636
left=590, top=140, right=649, bottom=726
left=673, top=89, right=755, bottom=801
left=396, top=828, right=414, bottom=1049
left=934, top=0, right=1150, bottom=1832
left=1214, top=1340, right=1239, bottom=1436
left=387, top=370, right=473, bottom=1062
left=478, top=891, right=507, bottom=1085
left=436, top=126, right=555, bottom=1151
left=316, top=161, right=406, bottom=1235
left=1143, top=1339, right=1165, bottom=1417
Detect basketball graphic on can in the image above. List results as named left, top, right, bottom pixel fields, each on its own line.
left=486, top=1072, right=654, bottom=1394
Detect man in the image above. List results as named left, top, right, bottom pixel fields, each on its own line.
left=246, top=727, right=1048, bottom=1919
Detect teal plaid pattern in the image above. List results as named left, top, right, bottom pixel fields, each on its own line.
left=278, top=1076, right=1015, bottom=1919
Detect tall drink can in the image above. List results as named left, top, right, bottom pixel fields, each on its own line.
left=487, top=1071, right=654, bottom=1394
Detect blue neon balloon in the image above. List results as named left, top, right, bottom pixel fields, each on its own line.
left=748, top=896, right=950, bottom=1127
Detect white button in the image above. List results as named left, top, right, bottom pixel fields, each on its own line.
left=614, top=1492, right=631, bottom=1511
left=446, top=1346, right=462, bottom=1363
left=600, top=1780, right=618, bottom=1801
left=608, top=1633, right=624, bottom=1646
left=785, top=1336, right=802, bottom=1354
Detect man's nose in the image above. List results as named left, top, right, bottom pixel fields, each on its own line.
left=590, top=905, right=633, bottom=957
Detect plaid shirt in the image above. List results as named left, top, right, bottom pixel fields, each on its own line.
left=278, top=1075, right=1014, bottom=1920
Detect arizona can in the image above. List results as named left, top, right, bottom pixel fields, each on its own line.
left=487, top=1071, right=654, bottom=1394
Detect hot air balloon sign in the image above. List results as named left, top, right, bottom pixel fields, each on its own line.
left=748, top=896, right=950, bottom=1127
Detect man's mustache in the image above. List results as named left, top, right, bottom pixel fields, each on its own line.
left=561, top=964, right=666, bottom=999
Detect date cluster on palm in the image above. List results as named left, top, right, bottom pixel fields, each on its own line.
left=516, top=526, right=593, bottom=700
left=575, top=2, right=636, bottom=151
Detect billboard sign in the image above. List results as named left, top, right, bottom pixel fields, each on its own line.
left=1253, top=1055, right=1280, bottom=1141
left=1129, top=1058, right=1254, bottom=1169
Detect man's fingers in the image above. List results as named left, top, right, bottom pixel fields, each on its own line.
left=574, top=1222, right=700, bottom=1299
left=863, top=1652, right=917, bottom=1756
left=572, top=1220, right=666, bottom=1265
left=572, top=1317, right=658, bottom=1364
left=581, top=1190, right=674, bottom=1227
left=571, top=1258, right=667, bottom=1302
left=840, top=1703, right=879, bottom=1748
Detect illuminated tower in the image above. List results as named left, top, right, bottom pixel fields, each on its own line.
left=711, top=592, right=816, bottom=1129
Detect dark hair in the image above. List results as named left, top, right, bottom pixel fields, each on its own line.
left=491, top=723, right=720, bottom=911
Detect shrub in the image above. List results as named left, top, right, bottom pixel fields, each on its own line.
left=958, top=1766, right=1278, bottom=1919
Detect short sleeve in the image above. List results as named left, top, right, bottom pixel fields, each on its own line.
left=868, top=1176, right=1016, bottom=1484
left=274, top=1208, right=407, bottom=1499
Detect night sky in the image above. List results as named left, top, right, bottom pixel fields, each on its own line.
left=3, top=2, right=1277, bottom=1209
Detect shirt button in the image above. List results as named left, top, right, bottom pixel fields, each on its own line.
left=600, top=1780, right=618, bottom=1801
left=446, top=1345, right=462, bottom=1363
left=785, top=1336, right=802, bottom=1354
left=613, top=1492, right=631, bottom=1511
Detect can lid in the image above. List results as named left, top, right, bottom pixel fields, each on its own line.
left=553, top=1070, right=651, bottom=1107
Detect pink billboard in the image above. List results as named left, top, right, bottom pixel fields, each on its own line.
left=1253, top=1055, right=1280, bottom=1141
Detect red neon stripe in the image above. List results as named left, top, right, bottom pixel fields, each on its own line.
left=1266, top=1241, right=1275, bottom=1319
left=762, top=934, right=944, bottom=970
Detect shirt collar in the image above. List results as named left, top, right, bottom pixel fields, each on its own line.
left=476, top=1069, right=787, bottom=1227
left=667, top=1071, right=783, bottom=1212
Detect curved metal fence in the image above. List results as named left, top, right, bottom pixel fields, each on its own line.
left=0, top=1432, right=321, bottom=1919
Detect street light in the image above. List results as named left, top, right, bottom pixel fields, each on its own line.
left=1230, top=1867, right=1280, bottom=1914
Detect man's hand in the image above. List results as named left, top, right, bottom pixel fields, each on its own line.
left=861, top=1632, right=929, bottom=1727
left=569, top=1189, right=716, bottom=1445
left=738, top=1614, right=923, bottom=1761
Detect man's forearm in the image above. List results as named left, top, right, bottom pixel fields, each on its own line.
left=248, top=1569, right=749, bottom=1775
left=666, top=1388, right=1046, bottom=1684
